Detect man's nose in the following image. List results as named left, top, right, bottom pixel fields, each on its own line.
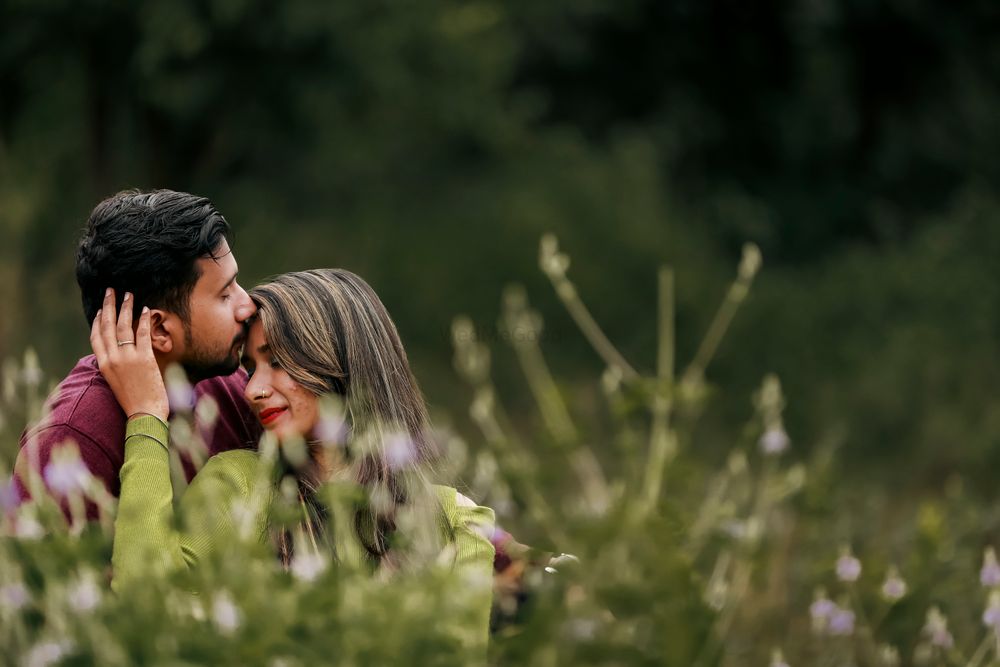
left=234, top=284, right=257, bottom=322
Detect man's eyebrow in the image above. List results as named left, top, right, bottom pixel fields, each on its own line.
left=218, top=270, right=239, bottom=294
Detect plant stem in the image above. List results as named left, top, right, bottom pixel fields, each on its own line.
left=543, top=268, right=641, bottom=384
left=682, top=249, right=758, bottom=384
left=639, top=267, right=676, bottom=515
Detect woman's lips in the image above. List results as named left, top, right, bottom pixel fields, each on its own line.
left=259, top=407, right=288, bottom=426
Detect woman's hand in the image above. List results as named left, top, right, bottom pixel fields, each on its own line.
left=90, top=288, right=169, bottom=422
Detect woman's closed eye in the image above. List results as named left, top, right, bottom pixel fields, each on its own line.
left=243, top=358, right=280, bottom=379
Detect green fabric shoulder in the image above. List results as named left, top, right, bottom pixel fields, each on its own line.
left=112, top=417, right=269, bottom=591
left=112, top=416, right=494, bottom=587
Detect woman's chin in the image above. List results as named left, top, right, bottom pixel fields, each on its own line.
left=272, top=425, right=309, bottom=444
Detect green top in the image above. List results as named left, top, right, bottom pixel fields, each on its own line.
left=113, top=415, right=495, bottom=647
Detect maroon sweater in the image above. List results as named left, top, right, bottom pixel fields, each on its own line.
left=14, top=355, right=260, bottom=518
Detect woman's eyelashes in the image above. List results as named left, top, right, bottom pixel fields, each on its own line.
left=243, top=357, right=280, bottom=380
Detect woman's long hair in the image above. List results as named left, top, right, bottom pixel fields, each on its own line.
left=249, top=269, right=437, bottom=567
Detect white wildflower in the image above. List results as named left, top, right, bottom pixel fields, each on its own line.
left=879, top=644, right=900, bottom=666
left=564, top=618, right=598, bottom=641
left=290, top=550, right=328, bottom=583
left=759, top=427, right=790, bottom=455
left=15, top=514, right=44, bottom=540
left=67, top=572, right=101, bottom=612
left=212, top=592, right=241, bottom=634
left=24, top=640, right=73, bottom=667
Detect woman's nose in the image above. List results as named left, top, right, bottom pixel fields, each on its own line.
left=245, top=376, right=263, bottom=403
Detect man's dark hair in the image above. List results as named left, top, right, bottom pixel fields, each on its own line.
left=76, top=189, right=230, bottom=325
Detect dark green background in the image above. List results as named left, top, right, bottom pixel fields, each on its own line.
left=2, top=0, right=999, bottom=490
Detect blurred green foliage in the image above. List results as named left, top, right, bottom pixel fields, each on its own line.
left=2, top=0, right=999, bottom=492
left=6, top=241, right=1000, bottom=666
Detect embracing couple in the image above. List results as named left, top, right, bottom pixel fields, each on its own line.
left=13, top=189, right=496, bottom=643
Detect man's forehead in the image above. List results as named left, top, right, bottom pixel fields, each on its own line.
left=205, top=238, right=234, bottom=262
left=195, top=239, right=237, bottom=283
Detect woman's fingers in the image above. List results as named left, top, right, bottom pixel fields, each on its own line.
left=116, top=291, right=135, bottom=346
left=91, top=291, right=169, bottom=421
left=101, top=288, right=119, bottom=353
left=136, top=307, right=152, bottom=354
left=90, top=309, right=107, bottom=363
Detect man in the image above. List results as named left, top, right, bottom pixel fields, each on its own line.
left=14, top=189, right=261, bottom=518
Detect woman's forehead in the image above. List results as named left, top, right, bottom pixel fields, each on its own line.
left=245, top=321, right=269, bottom=354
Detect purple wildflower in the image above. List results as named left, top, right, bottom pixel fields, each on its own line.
left=43, top=453, right=90, bottom=497
left=983, top=592, right=1000, bottom=630
left=809, top=596, right=836, bottom=622
left=810, top=590, right=836, bottom=634
left=167, top=381, right=195, bottom=412
left=982, top=547, right=1000, bottom=587
left=931, top=629, right=954, bottom=649
left=923, top=607, right=954, bottom=649
left=836, top=549, right=862, bottom=582
left=828, top=607, right=855, bottom=636
left=313, top=413, right=347, bottom=444
left=0, top=475, right=20, bottom=512
left=384, top=433, right=416, bottom=471
left=0, top=582, right=30, bottom=611
left=880, top=566, right=907, bottom=601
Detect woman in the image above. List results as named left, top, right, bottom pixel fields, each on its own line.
left=92, top=269, right=494, bottom=644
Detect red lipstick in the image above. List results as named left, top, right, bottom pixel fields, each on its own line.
left=259, top=407, right=287, bottom=426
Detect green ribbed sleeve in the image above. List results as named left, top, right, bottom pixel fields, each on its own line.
left=435, top=486, right=496, bottom=654
left=111, top=415, right=267, bottom=592
left=112, top=417, right=495, bottom=651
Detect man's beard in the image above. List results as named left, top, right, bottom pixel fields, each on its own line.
left=180, top=323, right=247, bottom=383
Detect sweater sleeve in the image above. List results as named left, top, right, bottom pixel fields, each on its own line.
left=111, top=416, right=264, bottom=592
left=435, top=486, right=496, bottom=657
left=14, top=422, right=117, bottom=521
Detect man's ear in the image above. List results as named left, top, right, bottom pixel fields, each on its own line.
left=149, top=309, right=179, bottom=356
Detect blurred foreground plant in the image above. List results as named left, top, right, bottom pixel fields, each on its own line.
left=452, top=236, right=805, bottom=665
left=5, top=236, right=1000, bottom=665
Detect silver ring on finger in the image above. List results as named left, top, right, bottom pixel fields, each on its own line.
left=117, top=340, right=136, bottom=346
